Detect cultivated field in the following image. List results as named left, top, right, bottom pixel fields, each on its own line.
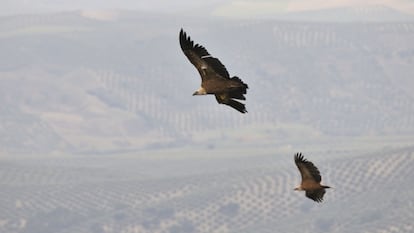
left=1, top=145, right=413, bottom=233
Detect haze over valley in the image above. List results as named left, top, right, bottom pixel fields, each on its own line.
left=1, top=4, right=413, bottom=233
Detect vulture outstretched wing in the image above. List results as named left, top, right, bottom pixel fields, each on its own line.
left=294, top=153, right=322, bottom=183
left=179, top=29, right=230, bottom=80
left=215, top=94, right=247, bottom=113
left=305, top=189, right=326, bottom=203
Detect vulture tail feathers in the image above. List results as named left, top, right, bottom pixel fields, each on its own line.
left=231, top=76, right=249, bottom=90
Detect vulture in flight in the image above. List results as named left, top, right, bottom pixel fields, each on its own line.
left=179, top=29, right=248, bottom=113
left=294, top=153, right=331, bottom=202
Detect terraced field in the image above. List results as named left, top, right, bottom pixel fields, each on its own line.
left=1, top=146, right=413, bottom=233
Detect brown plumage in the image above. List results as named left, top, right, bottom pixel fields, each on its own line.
left=294, top=153, right=331, bottom=202
left=179, top=29, right=248, bottom=113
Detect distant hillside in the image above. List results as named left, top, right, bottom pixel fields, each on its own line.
left=0, top=146, right=413, bottom=233
left=269, top=5, right=414, bottom=22
left=1, top=12, right=414, bottom=154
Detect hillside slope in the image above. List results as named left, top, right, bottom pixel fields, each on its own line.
left=0, top=146, right=413, bottom=233
left=1, top=12, right=414, bottom=154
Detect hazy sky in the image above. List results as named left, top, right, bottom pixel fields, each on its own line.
left=2, top=0, right=414, bottom=17
left=286, top=0, right=414, bottom=13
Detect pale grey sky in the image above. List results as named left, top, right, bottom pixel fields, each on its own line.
left=2, top=0, right=414, bottom=17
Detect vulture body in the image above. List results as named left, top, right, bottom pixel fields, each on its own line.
left=179, top=29, right=248, bottom=113
left=294, top=153, right=331, bottom=202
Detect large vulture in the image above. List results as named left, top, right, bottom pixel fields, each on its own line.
left=179, top=29, right=248, bottom=113
left=294, top=153, right=331, bottom=202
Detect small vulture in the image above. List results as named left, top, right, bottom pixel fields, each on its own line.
left=294, top=153, right=331, bottom=202
left=179, top=29, right=248, bottom=113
